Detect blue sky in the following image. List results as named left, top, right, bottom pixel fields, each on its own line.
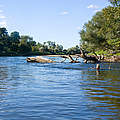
left=0, top=0, right=109, bottom=49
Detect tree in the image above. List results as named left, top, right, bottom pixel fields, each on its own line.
left=10, top=31, right=20, bottom=43
left=67, top=45, right=80, bottom=54
left=19, top=35, right=33, bottom=53
left=109, top=0, right=120, bottom=7
left=80, top=6, right=120, bottom=53
left=10, top=31, right=20, bottom=52
left=80, top=11, right=107, bottom=52
left=0, top=27, right=8, bottom=37
left=102, top=6, right=120, bottom=51
left=0, top=27, right=9, bottom=53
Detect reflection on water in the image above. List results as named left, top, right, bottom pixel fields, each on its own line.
left=82, top=70, right=120, bottom=119
left=0, top=57, right=120, bottom=120
left=0, top=66, right=8, bottom=80
left=0, top=66, right=8, bottom=93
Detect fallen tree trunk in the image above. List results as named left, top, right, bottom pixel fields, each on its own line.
left=26, top=50, right=100, bottom=63
left=26, top=54, right=120, bottom=63
left=26, top=55, right=80, bottom=63
left=68, top=55, right=79, bottom=63
left=75, top=54, right=99, bottom=63
left=76, top=48, right=99, bottom=63
left=26, top=56, right=55, bottom=63
left=60, top=55, right=80, bottom=63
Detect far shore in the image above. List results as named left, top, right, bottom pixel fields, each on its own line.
left=1, top=54, right=120, bottom=63
left=31, top=54, right=120, bottom=63
left=43, top=54, right=79, bottom=57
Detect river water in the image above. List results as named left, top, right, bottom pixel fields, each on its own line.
left=0, top=57, right=120, bottom=120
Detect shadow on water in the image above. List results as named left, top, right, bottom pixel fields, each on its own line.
left=0, top=66, right=8, bottom=81
left=0, top=66, right=9, bottom=104
left=81, top=69, right=120, bottom=119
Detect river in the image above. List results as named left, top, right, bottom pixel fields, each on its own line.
left=0, top=57, right=120, bottom=120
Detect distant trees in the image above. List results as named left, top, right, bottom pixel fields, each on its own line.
left=0, top=28, right=70, bottom=56
left=0, top=28, right=37, bottom=56
left=67, top=45, right=80, bottom=54
left=37, top=41, right=64, bottom=55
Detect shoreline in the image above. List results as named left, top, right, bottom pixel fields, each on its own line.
left=1, top=54, right=120, bottom=63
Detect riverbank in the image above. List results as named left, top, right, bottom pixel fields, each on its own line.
left=1, top=54, right=120, bottom=63
left=102, top=55, right=120, bottom=62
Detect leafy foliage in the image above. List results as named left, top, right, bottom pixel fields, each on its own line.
left=109, top=0, right=120, bottom=7
left=80, top=6, right=120, bottom=54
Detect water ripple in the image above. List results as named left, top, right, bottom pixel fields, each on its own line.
left=0, top=57, right=120, bottom=119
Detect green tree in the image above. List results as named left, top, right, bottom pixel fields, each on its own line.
left=0, top=27, right=10, bottom=54
left=80, top=6, right=120, bottom=53
left=10, top=31, right=20, bottom=52
left=102, top=6, right=120, bottom=51
left=10, top=31, right=20, bottom=42
left=67, top=45, right=80, bottom=54
left=80, top=11, right=107, bottom=52
left=19, top=35, right=33, bottom=54
left=109, top=0, right=120, bottom=7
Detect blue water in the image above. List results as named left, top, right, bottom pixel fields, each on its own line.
left=0, top=57, right=120, bottom=120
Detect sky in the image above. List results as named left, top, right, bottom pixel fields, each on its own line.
left=0, top=0, right=109, bottom=49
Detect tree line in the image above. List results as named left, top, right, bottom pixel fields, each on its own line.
left=0, top=28, right=80, bottom=56
left=80, top=0, right=120, bottom=55
left=1, top=0, right=118, bottom=56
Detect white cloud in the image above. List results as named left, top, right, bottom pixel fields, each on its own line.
left=76, top=26, right=81, bottom=30
left=87, top=4, right=99, bottom=9
left=60, top=11, right=69, bottom=15
left=94, top=9, right=101, bottom=13
left=0, top=15, right=6, bottom=19
left=0, top=21, right=7, bottom=27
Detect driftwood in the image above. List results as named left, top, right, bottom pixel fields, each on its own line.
left=75, top=48, right=99, bottom=63
left=59, top=55, right=80, bottom=63
left=26, top=55, right=80, bottom=63
left=26, top=54, right=99, bottom=63
left=81, top=55, right=99, bottom=63
left=26, top=48, right=100, bottom=63
left=68, top=55, right=79, bottom=63
left=26, top=50, right=120, bottom=63
left=26, top=56, right=55, bottom=63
